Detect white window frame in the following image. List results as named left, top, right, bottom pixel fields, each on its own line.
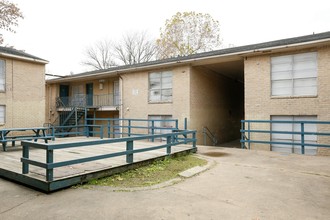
left=148, top=71, right=172, bottom=103
left=271, top=52, right=317, bottom=97
left=0, top=59, right=5, bottom=92
left=0, top=105, right=5, bottom=124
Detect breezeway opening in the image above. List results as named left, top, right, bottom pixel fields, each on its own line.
left=191, top=57, right=244, bottom=146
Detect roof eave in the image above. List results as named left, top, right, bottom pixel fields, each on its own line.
left=46, top=35, right=330, bottom=84
left=0, top=52, right=49, bottom=64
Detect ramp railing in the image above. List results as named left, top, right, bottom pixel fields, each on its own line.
left=21, top=130, right=197, bottom=182
left=240, top=120, right=330, bottom=154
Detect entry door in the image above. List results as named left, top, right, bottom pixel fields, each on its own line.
left=59, top=85, right=69, bottom=106
left=86, top=83, right=93, bottom=106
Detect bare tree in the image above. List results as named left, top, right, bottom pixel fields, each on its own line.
left=0, top=0, right=24, bottom=44
left=81, top=40, right=117, bottom=70
left=82, top=31, right=158, bottom=71
left=114, top=31, right=157, bottom=65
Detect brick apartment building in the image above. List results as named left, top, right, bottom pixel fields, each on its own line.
left=0, top=46, right=48, bottom=128
left=46, top=32, right=330, bottom=155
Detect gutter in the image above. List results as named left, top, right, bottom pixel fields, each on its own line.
left=0, top=52, right=49, bottom=64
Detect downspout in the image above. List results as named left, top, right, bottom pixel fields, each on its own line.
left=11, top=59, right=14, bottom=128
left=117, top=73, right=124, bottom=137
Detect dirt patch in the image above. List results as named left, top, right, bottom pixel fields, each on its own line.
left=201, top=152, right=230, bottom=157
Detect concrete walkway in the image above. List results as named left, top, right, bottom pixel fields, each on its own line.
left=0, top=146, right=329, bottom=220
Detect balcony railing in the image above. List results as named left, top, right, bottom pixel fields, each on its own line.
left=56, top=94, right=120, bottom=108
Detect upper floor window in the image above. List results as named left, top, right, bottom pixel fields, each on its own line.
left=271, top=52, right=317, bottom=97
left=0, top=59, right=5, bottom=92
left=149, top=71, right=172, bottom=102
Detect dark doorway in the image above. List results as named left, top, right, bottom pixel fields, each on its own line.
left=86, top=83, right=93, bottom=106
left=59, top=85, right=69, bottom=106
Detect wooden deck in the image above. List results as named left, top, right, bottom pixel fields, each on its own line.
left=0, top=137, right=196, bottom=192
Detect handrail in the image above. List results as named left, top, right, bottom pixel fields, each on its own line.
left=240, top=120, right=330, bottom=154
left=86, top=118, right=181, bottom=140
left=56, top=93, right=117, bottom=108
left=21, top=130, right=197, bottom=181
left=202, top=126, right=218, bottom=146
left=52, top=124, right=104, bottom=138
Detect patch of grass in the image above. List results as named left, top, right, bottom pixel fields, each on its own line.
left=86, top=154, right=207, bottom=188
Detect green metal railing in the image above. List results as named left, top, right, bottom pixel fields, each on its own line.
left=52, top=124, right=104, bottom=138
left=21, top=130, right=197, bottom=181
left=86, top=118, right=182, bottom=140
left=240, top=120, right=330, bottom=154
left=56, top=93, right=117, bottom=108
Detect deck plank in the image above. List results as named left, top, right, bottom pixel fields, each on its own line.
left=0, top=137, right=195, bottom=188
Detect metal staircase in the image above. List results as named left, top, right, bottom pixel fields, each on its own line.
left=59, top=107, right=85, bottom=127
left=52, top=107, right=86, bottom=135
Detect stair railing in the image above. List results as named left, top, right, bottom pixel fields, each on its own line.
left=203, top=126, right=218, bottom=146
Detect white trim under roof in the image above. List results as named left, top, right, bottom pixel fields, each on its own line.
left=0, top=52, right=49, bottom=64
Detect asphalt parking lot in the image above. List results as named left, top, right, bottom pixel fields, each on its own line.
left=1, top=146, right=329, bottom=220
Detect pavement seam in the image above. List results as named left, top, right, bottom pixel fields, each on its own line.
left=0, top=194, right=40, bottom=215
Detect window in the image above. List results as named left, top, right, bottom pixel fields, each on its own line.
left=0, top=59, right=5, bottom=91
left=271, top=52, right=317, bottom=96
left=0, top=105, right=5, bottom=124
left=149, top=71, right=172, bottom=102
left=148, top=115, right=173, bottom=141
left=271, top=115, right=317, bottom=155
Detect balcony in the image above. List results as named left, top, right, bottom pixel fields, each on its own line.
left=56, top=94, right=120, bottom=110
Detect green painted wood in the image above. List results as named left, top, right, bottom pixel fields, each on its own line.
left=46, top=150, right=54, bottom=181
left=240, top=120, right=330, bottom=153
left=126, top=140, right=133, bottom=163
left=22, top=145, right=29, bottom=174
left=166, top=136, right=171, bottom=155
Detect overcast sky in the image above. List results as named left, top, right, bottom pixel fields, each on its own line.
left=2, top=0, right=330, bottom=76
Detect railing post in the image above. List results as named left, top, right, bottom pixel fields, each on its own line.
left=107, top=120, right=110, bottom=138
left=126, top=140, right=133, bottom=163
left=166, top=135, right=172, bottom=155
left=51, top=126, right=55, bottom=140
left=100, top=125, right=104, bottom=139
left=46, top=149, right=54, bottom=182
left=301, top=122, right=305, bottom=154
left=84, top=108, right=87, bottom=126
left=85, top=125, right=89, bottom=137
left=74, top=107, right=78, bottom=137
left=248, top=121, right=251, bottom=150
left=193, top=131, right=196, bottom=149
left=151, top=120, right=155, bottom=142
left=240, top=121, right=244, bottom=149
left=128, top=119, right=131, bottom=137
left=22, top=143, right=29, bottom=174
